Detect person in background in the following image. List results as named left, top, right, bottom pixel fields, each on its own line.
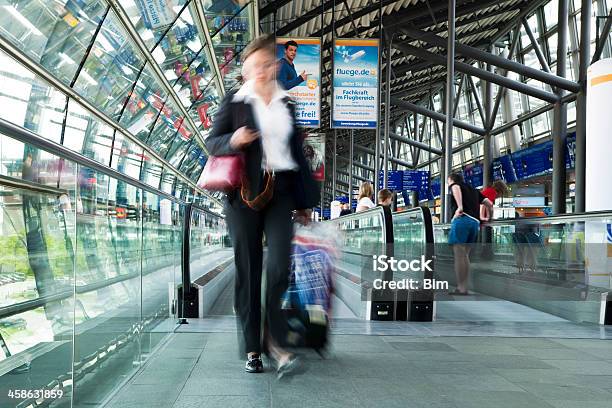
left=377, top=189, right=394, bottom=245
left=339, top=202, right=352, bottom=216
left=205, top=35, right=318, bottom=376
left=480, top=180, right=508, bottom=221
left=447, top=172, right=493, bottom=295
left=278, top=40, right=307, bottom=90
left=356, top=182, right=375, bottom=212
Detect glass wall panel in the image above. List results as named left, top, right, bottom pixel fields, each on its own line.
left=0, top=51, right=67, bottom=144
left=64, top=99, right=115, bottom=165
left=121, top=0, right=185, bottom=50
left=74, top=10, right=145, bottom=121
left=178, top=143, right=206, bottom=181
left=188, top=78, right=221, bottom=131
left=0, top=135, right=77, bottom=406
left=140, top=155, right=163, bottom=188
left=141, top=191, right=179, bottom=357
left=120, top=64, right=169, bottom=141
left=109, top=132, right=144, bottom=180
left=211, top=6, right=251, bottom=90
left=0, top=0, right=107, bottom=85
left=203, top=0, right=246, bottom=36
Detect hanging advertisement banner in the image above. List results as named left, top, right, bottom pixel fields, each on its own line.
left=275, top=38, right=321, bottom=127
left=135, top=0, right=177, bottom=30
left=303, top=133, right=325, bottom=181
left=332, top=38, right=379, bottom=129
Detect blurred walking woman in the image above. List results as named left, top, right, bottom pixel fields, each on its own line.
left=205, top=35, right=319, bottom=375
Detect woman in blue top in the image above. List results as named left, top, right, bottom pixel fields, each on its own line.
left=447, top=172, right=493, bottom=295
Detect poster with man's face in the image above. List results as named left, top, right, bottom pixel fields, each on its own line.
left=303, top=133, right=325, bottom=181
left=276, top=38, right=321, bottom=128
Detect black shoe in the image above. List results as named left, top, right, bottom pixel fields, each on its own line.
left=245, top=355, right=263, bottom=373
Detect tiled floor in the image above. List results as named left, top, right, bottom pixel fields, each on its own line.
left=105, top=321, right=612, bottom=408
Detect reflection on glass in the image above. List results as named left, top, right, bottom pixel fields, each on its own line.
left=0, top=51, right=67, bottom=144
left=65, top=99, right=115, bottom=165
left=119, top=64, right=169, bottom=140
left=203, top=0, right=246, bottom=36
left=140, top=155, right=163, bottom=188
left=74, top=10, right=145, bottom=120
left=210, top=5, right=251, bottom=90
left=121, top=0, right=184, bottom=50
left=0, top=0, right=106, bottom=85
left=178, top=143, right=206, bottom=181
left=146, top=99, right=193, bottom=162
left=109, top=132, right=144, bottom=180
left=188, top=77, right=220, bottom=131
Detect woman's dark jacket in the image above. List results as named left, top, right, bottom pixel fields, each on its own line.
left=204, top=88, right=320, bottom=210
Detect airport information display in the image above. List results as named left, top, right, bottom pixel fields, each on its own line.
left=492, top=133, right=576, bottom=183
left=332, top=39, right=379, bottom=128
left=276, top=37, right=321, bottom=127
left=378, top=170, right=404, bottom=191
left=403, top=171, right=430, bottom=197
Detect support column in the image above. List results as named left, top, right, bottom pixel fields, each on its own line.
left=574, top=0, right=590, bottom=213
left=499, top=51, right=521, bottom=152
left=383, top=35, right=392, bottom=189
left=483, top=47, right=494, bottom=188
left=552, top=0, right=568, bottom=214
left=349, top=130, right=354, bottom=207
left=442, top=0, right=456, bottom=223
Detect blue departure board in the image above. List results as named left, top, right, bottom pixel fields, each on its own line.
left=403, top=170, right=430, bottom=198
left=492, top=154, right=517, bottom=183
left=511, top=141, right=553, bottom=180
left=378, top=170, right=404, bottom=191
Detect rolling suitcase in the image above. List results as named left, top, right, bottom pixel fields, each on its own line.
left=282, top=222, right=337, bottom=352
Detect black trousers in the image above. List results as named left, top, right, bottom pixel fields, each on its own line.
left=225, top=172, right=296, bottom=354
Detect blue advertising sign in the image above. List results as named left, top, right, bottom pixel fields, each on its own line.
left=463, top=163, right=483, bottom=188
left=276, top=38, right=321, bottom=127
left=332, top=39, right=379, bottom=129
left=378, top=170, right=404, bottom=191
left=492, top=154, right=517, bottom=183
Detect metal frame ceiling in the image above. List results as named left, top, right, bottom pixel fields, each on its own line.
left=259, top=0, right=547, bottom=147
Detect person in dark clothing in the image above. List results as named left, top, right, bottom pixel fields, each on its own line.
left=277, top=40, right=308, bottom=90
left=204, top=35, right=319, bottom=376
left=377, top=189, right=394, bottom=245
left=339, top=202, right=352, bottom=216
left=447, top=172, right=493, bottom=295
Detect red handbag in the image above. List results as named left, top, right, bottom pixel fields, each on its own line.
left=197, top=155, right=245, bottom=192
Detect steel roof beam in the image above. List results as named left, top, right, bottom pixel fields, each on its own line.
left=394, top=42, right=559, bottom=104
left=389, top=132, right=442, bottom=155
left=391, top=96, right=486, bottom=136
left=399, top=26, right=580, bottom=93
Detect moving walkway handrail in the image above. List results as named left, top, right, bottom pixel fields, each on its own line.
left=0, top=116, right=220, bottom=209
left=328, top=206, right=387, bottom=245
left=436, top=210, right=612, bottom=229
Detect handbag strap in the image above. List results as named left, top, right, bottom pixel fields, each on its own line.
left=240, top=170, right=275, bottom=211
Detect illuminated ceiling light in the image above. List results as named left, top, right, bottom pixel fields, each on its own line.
left=4, top=6, right=43, bottom=36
